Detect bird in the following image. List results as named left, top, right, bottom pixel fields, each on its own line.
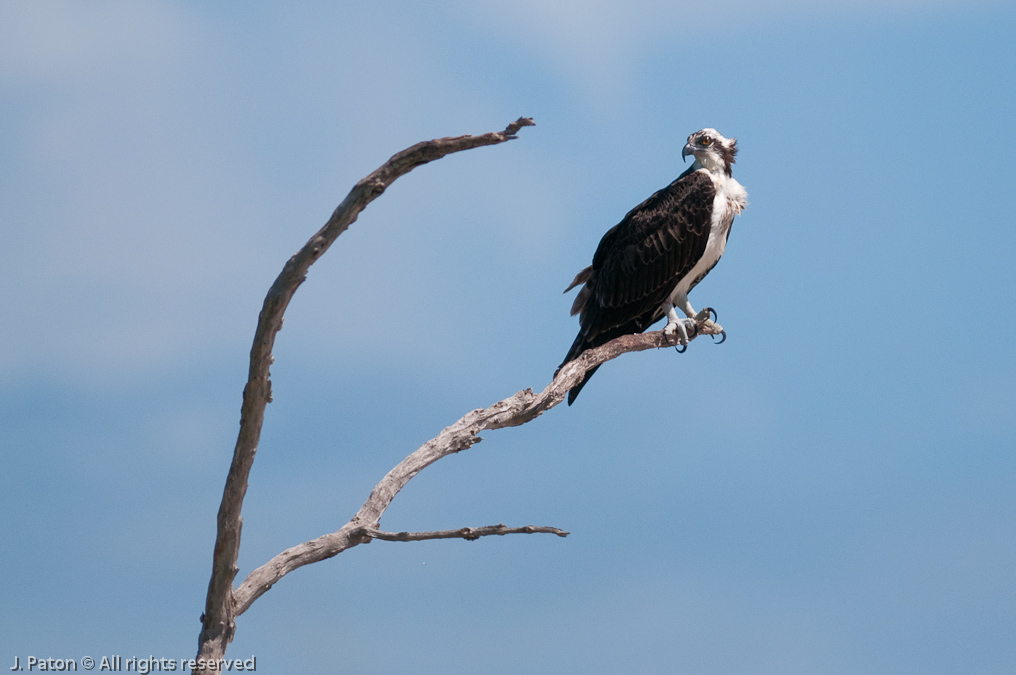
left=558, top=128, right=748, bottom=405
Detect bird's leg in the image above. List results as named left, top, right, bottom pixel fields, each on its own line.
left=662, top=302, right=698, bottom=347
left=680, top=299, right=726, bottom=344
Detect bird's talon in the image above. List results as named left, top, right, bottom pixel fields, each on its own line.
left=712, top=330, right=727, bottom=345
left=663, top=320, right=691, bottom=347
left=697, top=307, right=718, bottom=322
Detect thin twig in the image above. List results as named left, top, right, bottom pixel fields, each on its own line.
left=361, top=524, right=570, bottom=542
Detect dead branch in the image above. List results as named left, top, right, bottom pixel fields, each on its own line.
left=195, top=116, right=723, bottom=668
left=362, top=524, right=571, bottom=542
left=196, top=118, right=535, bottom=662
left=230, top=322, right=719, bottom=618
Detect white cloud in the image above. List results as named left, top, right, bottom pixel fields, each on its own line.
left=0, top=2, right=277, bottom=383
left=449, top=0, right=1005, bottom=108
left=0, top=0, right=190, bottom=82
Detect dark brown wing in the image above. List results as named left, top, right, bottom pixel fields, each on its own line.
left=559, top=169, right=716, bottom=404
left=583, top=169, right=715, bottom=340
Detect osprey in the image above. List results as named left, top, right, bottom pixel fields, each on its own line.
left=559, top=128, right=748, bottom=405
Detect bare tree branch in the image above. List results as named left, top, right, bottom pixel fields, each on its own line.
left=230, top=321, right=721, bottom=617
left=197, top=118, right=535, bottom=662
left=362, top=524, right=571, bottom=542
left=196, top=116, right=724, bottom=668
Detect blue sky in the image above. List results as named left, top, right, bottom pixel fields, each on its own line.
left=2, top=1, right=1014, bottom=673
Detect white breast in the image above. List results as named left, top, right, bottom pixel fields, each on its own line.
left=667, top=170, right=748, bottom=306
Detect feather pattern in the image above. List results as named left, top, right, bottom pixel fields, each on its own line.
left=558, top=128, right=746, bottom=405
left=564, top=170, right=714, bottom=359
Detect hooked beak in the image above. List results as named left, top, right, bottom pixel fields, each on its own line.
left=682, top=143, right=694, bottom=163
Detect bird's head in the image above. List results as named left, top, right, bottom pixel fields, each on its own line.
left=682, top=128, right=737, bottom=176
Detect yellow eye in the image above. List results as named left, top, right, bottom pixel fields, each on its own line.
left=700, top=137, right=713, bottom=146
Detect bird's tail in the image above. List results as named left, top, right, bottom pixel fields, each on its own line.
left=557, top=314, right=659, bottom=405
left=556, top=332, right=601, bottom=406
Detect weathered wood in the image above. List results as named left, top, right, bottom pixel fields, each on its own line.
left=195, top=116, right=724, bottom=669
left=196, top=118, right=535, bottom=664
left=230, top=320, right=721, bottom=617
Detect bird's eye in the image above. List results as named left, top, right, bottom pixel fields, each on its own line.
left=700, top=137, right=713, bottom=146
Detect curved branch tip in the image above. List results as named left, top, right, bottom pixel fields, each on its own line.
left=506, top=117, right=536, bottom=136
